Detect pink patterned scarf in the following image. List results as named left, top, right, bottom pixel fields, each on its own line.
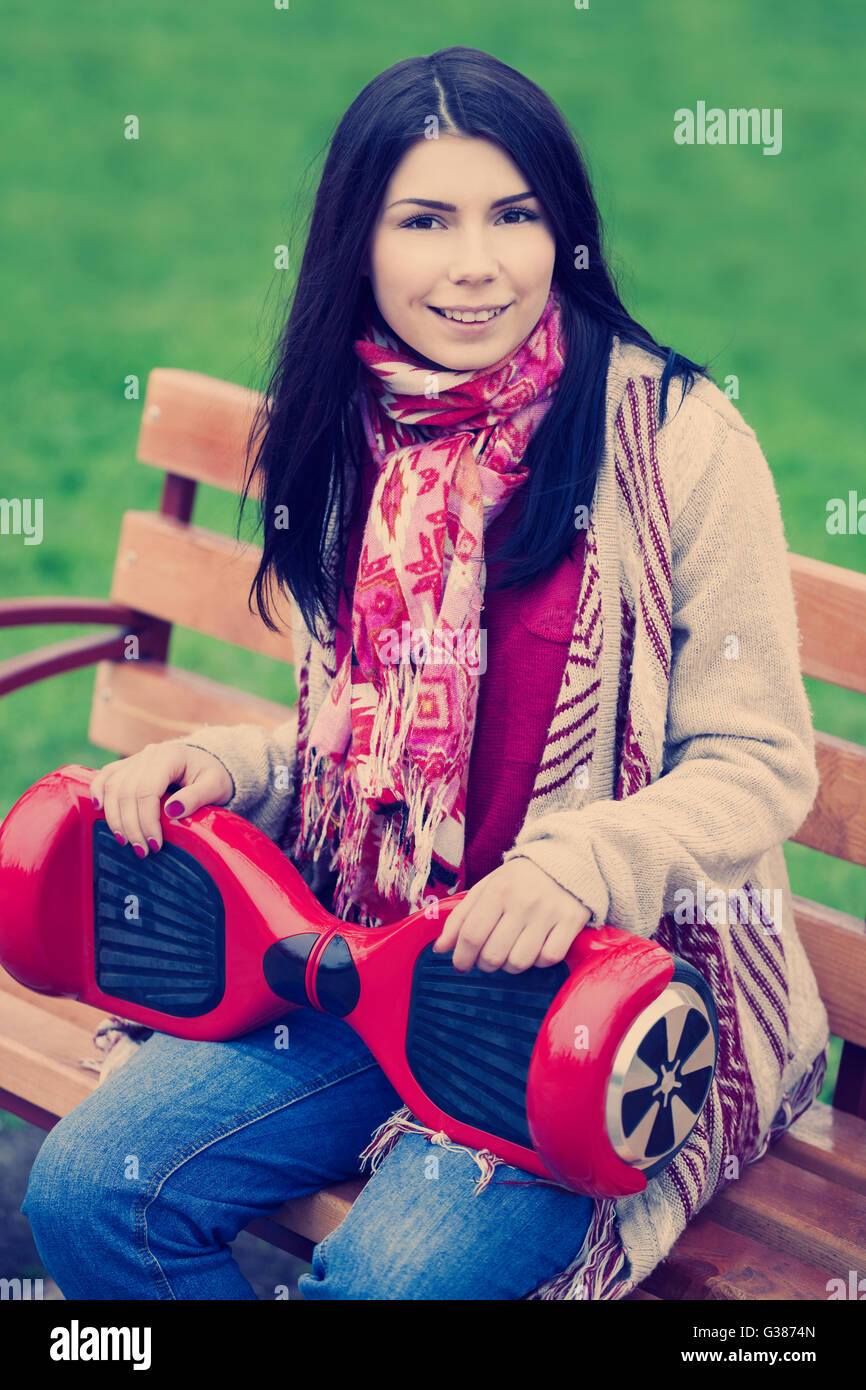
left=293, top=284, right=567, bottom=929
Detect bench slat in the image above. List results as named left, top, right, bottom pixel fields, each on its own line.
left=110, top=513, right=296, bottom=664
left=708, top=1151, right=866, bottom=1276
left=772, top=1098, right=866, bottom=1196
left=0, top=993, right=99, bottom=1118
left=0, top=965, right=110, bottom=1031
left=792, top=896, right=866, bottom=1048
left=88, top=658, right=296, bottom=754
left=791, top=553, right=866, bottom=695
left=791, top=731, right=866, bottom=867
left=137, top=369, right=261, bottom=494
left=266, top=1179, right=369, bottom=1246
left=641, top=1211, right=838, bottom=1300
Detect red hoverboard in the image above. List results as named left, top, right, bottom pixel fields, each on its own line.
left=0, top=765, right=718, bottom=1198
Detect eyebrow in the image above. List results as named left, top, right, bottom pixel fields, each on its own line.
left=386, top=190, right=537, bottom=212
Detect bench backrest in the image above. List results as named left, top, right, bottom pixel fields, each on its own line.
left=94, top=368, right=866, bottom=1111
left=89, top=370, right=298, bottom=753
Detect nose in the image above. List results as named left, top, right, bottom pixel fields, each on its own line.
left=446, top=224, right=500, bottom=285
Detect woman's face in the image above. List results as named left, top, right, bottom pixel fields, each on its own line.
left=366, top=135, right=556, bottom=372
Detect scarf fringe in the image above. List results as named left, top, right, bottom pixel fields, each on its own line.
left=375, top=755, right=451, bottom=909
left=296, top=747, right=346, bottom=866
left=367, top=660, right=422, bottom=788
left=363, top=655, right=454, bottom=908
left=295, top=656, right=456, bottom=922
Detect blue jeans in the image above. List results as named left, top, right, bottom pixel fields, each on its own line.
left=21, top=1007, right=595, bottom=1300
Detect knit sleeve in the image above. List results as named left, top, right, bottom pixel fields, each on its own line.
left=181, top=709, right=299, bottom=844
left=499, top=408, right=820, bottom=939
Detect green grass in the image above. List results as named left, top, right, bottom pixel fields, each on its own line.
left=0, top=2, right=862, bottom=1111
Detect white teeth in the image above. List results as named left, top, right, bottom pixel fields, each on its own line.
left=436, top=306, right=504, bottom=323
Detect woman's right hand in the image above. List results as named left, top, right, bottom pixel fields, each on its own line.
left=88, top=741, right=235, bottom=859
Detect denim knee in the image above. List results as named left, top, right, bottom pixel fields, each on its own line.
left=296, top=1129, right=596, bottom=1301
left=299, top=1227, right=400, bottom=1301
left=22, top=1122, right=77, bottom=1234
left=22, top=1114, right=130, bottom=1259
left=298, top=1207, right=465, bottom=1301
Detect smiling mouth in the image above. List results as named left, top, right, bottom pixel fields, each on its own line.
left=429, top=304, right=511, bottom=324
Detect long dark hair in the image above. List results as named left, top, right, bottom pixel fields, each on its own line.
left=239, top=46, right=712, bottom=639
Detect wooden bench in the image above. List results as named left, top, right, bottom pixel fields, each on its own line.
left=2, top=367, right=865, bottom=1301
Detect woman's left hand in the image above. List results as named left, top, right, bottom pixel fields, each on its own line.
left=431, top=859, right=592, bottom=974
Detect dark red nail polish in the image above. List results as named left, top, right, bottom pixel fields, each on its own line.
left=133, top=844, right=146, bottom=858
left=114, top=832, right=126, bottom=845
left=165, top=800, right=184, bottom=817
left=148, top=838, right=160, bottom=851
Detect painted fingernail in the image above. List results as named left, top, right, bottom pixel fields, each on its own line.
left=147, top=838, right=160, bottom=852
left=133, top=844, right=146, bottom=858
left=114, top=832, right=126, bottom=845
left=165, top=800, right=184, bottom=817
left=92, top=796, right=100, bottom=809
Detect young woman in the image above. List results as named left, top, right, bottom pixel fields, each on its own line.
left=23, top=47, right=829, bottom=1301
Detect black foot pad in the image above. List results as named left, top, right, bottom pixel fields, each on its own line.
left=92, top=820, right=225, bottom=1017
left=405, top=945, right=568, bottom=1148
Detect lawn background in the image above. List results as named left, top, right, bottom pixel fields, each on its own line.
left=1, top=0, right=863, bottom=1113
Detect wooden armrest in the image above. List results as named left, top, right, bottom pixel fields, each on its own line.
left=0, top=597, right=146, bottom=628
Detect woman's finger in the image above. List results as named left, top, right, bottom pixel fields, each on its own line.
left=114, top=787, right=147, bottom=856
left=449, top=896, right=507, bottom=973
left=532, top=914, right=587, bottom=966
left=101, top=773, right=126, bottom=845
left=503, top=915, right=580, bottom=974
left=88, top=761, right=123, bottom=811
left=128, top=785, right=167, bottom=855
left=164, top=762, right=234, bottom=819
left=432, top=887, right=478, bottom=952
left=469, top=906, right=530, bottom=973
